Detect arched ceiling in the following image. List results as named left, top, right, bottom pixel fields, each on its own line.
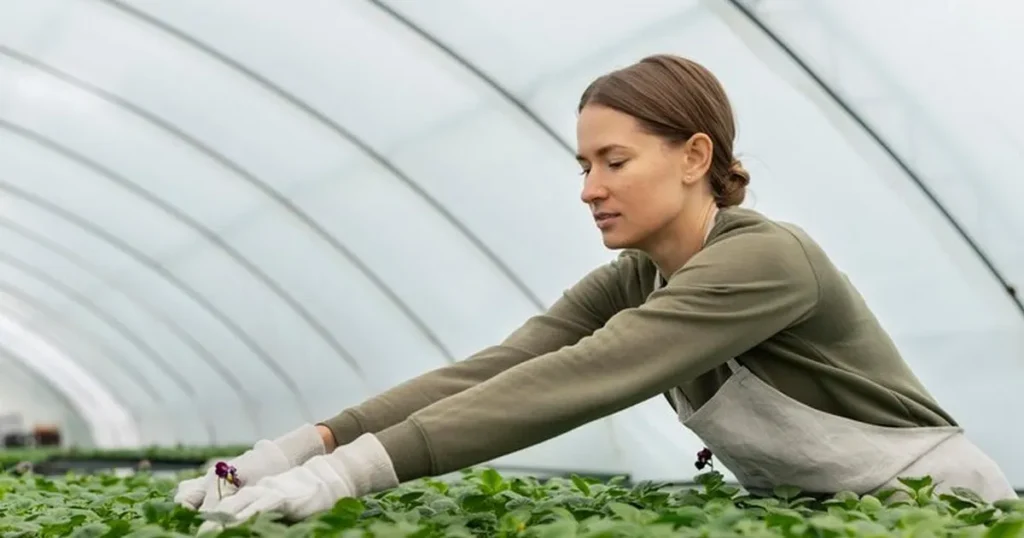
left=0, top=0, right=1021, bottom=484
left=0, top=347, right=94, bottom=447
left=726, top=0, right=1023, bottom=313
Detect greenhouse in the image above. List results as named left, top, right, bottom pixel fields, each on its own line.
left=1, top=0, right=1022, bottom=536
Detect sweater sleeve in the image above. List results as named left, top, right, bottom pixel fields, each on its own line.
left=375, top=230, right=821, bottom=481
left=317, top=252, right=638, bottom=446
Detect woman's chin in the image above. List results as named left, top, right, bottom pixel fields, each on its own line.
left=599, top=231, right=637, bottom=250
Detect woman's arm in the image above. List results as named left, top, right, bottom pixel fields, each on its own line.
left=316, top=252, right=643, bottom=449
left=373, top=228, right=821, bottom=481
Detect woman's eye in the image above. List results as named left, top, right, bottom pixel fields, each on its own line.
left=608, top=160, right=627, bottom=170
left=578, top=168, right=590, bottom=176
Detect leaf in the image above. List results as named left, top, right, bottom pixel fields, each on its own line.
left=996, top=499, right=1024, bottom=513
left=284, top=522, right=328, bottom=538
left=832, top=490, right=859, bottom=502
left=953, top=488, right=989, bottom=506
left=569, top=475, right=591, bottom=497
left=424, top=479, right=449, bottom=495
left=607, top=502, right=644, bottom=523
left=773, top=484, right=802, bottom=502
left=652, top=505, right=708, bottom=528
left=858, top=495, right=884, bottom=513
left=398, top=490, right=426, bottom=505
left=99, top=518, right=132, bottom=538
left=66, top=522, right=109, bottom=538
left=987, top=516, right=1024, bottom=538
left=875, top=487, right=911, bottom=506
left=962, top=508, right=999, bottom=526
left=381, top=508, right=421, bottom=525
left=808, top=513, right=847, bottom=535
left=743, top=497, right=782, bottom=510
left=478, top=469, right=507, bottom=495
left=124, top=525, right=192, bottom=538
left=717, top=485, right=741, bottom=498
left=139, top=500, right=175, bottom=524
left=249, top=511, right=290, bottom=535
left=943, top=493, right=983, bottom=512
left=332, top=497, right=367, bottom=517
left=529, top=517, right=578, bottom=538
left=197, top=511, right=237, bottom=524
left=764, top=508, right=805, bottom=529
left=898, top=476, right=934, bottom=493
left=848, top=519, right=896, bottom=537
left=695, top=472, right=726, bottom=496
left=464, top=493, right=499, bottom=513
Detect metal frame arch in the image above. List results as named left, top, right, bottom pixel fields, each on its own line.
left=0, top=346, right=95, bottom=446
left=0, top=252, right=199, bottom=402
left=0, top=119, right=367, bottom=381
left=100, top=0, right=547, bottom=312
left=0, top=215, right=261, bottom=436
left=0, top=284, right=165, bottom=406
left=363, top=0, right=574, bottom=156
left=0, top=290, right=167, bottom=443
left=722, top=0, right=1024, bottom=318
left=513, top=5, right=709, bottom=97
left=0, top=179, right=315, bottom=421
left=0, top=45, right=456, bottom=364
left=0, top=277, right=214, bottom=442
left=0, top=246, right=261, bottom=438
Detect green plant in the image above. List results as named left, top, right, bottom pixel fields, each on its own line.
left=0, top=446, right=250, bottom=469
left=0, top=466, right=1022, bottom=537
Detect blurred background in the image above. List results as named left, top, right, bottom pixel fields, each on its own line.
left=0, top=0, right=1022, bottom=486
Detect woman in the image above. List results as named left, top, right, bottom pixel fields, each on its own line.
left=178, top=54, right=1016, bottom=528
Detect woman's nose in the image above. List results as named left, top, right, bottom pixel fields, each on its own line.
left=580, top=175, right=607, bottom=204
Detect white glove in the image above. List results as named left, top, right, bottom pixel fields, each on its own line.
left=197, top=433, right=398, bottom=533
left=173, top=424, right=326, bottom=511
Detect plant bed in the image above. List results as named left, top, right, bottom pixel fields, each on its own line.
left=0, top=446, right=250, bottom=466
left=2, top=466, right=1024, bottom=537
left=0, top=446, right=249, bottom=476
left=27, top=457, right=214, bottom=477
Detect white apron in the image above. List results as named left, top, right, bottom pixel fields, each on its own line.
left=669, top=358, right=1017, bottom=501
left=662, top=208, right=1015, bottom=502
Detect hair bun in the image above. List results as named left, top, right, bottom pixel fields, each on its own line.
left=727, top=158, right=750, bottom=186
left=719, top=158, right=750, bottom=207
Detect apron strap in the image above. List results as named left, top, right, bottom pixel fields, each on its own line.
left=671, top=387, right=697, bottom=419
left=675, top=360, right=743, bottom=420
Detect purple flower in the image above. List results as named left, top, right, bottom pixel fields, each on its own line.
left=694, top=447, right=714, bottom=470
left=213, top=461, right=242, bottom=491
left=214, top=461, right=231, bottom=477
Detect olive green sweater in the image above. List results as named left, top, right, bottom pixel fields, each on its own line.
left=321, top=207, right=955, bottom=482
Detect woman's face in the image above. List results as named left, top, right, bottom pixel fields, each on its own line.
left=575, top=103, right=712, bottom=250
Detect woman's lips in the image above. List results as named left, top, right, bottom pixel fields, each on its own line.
left=594, top=212, right=620, bottom=229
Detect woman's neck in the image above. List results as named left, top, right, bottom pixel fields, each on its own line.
left=648, top=202, right=719, bottom=279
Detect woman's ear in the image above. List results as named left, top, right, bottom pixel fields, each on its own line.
left=681, top=133, right=714, bottom=183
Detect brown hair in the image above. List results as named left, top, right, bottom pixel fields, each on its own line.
left=578, top=54, right=749, bottom=207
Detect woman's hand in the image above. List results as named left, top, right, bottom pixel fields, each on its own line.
left=173, top=424, right=327, bottom=511
left=197, top=433, right=398, bottom=533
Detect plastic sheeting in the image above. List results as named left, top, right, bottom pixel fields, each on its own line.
left=0, top=0, right=1020, bottom=485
